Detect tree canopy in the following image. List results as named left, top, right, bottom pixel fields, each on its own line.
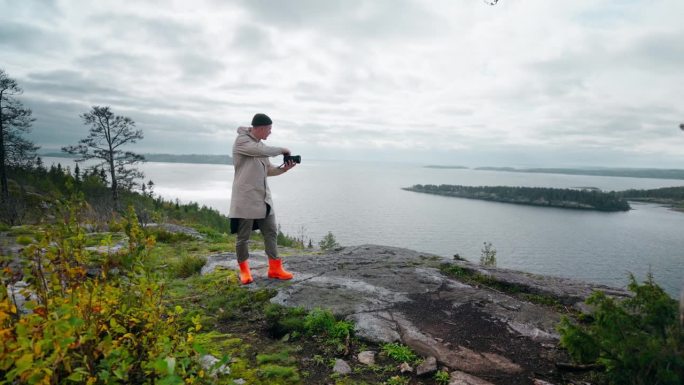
left=0, top=69, right=39, bottom=201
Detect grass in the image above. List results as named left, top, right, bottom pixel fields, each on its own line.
left=172, top=254, right=206, bottom=278
left=384, top=375, right=410, bottom=385
left=7, top=225, right=37, bottom=236
left=258, top=364, right=300, bottom=382
left=256, top=350, right=297, bottom=365
left=16, top=235, right=33, bottom=245
left=381, top=343, right=418, bottom=364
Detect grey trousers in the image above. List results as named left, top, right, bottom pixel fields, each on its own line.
left=235, top=214, right=279, bottom=263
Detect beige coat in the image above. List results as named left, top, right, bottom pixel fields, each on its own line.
left=229, top=126, right=286, bottom=219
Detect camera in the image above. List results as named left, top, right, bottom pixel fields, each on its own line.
left=283, top=154, right=301, bottom=164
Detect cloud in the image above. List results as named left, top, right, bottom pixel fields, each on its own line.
left=3, top=0, right=684, bottom=167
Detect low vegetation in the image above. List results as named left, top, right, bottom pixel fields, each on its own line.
left=479, top=241, right=497, bottom=267
left=558, top=275, right=683, bottom=385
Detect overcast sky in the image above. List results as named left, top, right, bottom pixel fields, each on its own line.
left=2, top=0, right=683, bottom=167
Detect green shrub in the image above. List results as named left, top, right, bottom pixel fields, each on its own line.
left=305, top=308, right=337, bottom=335
left=0, top=203, right=205, bottom=384
left=264, top=305, right=354, bottom=353
left=15, top=235, right=33, bottom=245
left=264, top=304, right=308, bottom=338
left=558, top=274, right=683, bottom=385
left=330, top=319, right=354, bottom=340
left=173, top=255, right=206, bottom=278
left=479, top=241, right=497, bottom=267
left=318, top=231, right=340, bottom=251
left=434, top=369, right=450, bottom=385
left=381, top=343, right=418, bottom=364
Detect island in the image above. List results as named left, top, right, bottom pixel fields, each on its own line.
left=620, top=186, right=684, bottom=211
left=403, top=184, right=631, bottom=211
left=424, top=165, right=469, bottom=169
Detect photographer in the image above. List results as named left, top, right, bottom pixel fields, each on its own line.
left=229, top=113, right=298, bottom=284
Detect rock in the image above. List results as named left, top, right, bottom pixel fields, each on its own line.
left=416, top=356, right=437, bottom=376
left=145, top=223, right=204, bottom=240
left=393, top=312, right=521, bottom=374
left=332, top=359, right=352, bottom=375
left=233, top=379, right=246, bottom=385
left=398, top=362, right=413, bottom=373
left=85, top=242, right=126, bottom=255
left=533, top=379, right=556, bottom=385
left=201, top=252, right=268, bottom=275
left=505, top=321, right=559, bottom=342
left=348, top=312, right=400, bottom=343
left=357, top=351, right=376, bottom=366
left=199, top=354, right=230, bottom=376
left=449, top=370, right=495, bottom=385
left=7, top=281, right=38, bottom=314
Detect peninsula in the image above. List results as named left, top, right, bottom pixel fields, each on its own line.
left=403, top=184, right=631, bottom=211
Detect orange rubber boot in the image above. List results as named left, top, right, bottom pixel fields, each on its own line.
left=267, top=258, right=293, bottom=280
left=238, top=261, right=253, bottom=285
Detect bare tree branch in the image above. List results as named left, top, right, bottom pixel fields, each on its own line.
left=62, top=106, right=145, bottom=209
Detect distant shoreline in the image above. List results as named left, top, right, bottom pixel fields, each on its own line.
left=425, top=165, right=684, bottom=181
left=41, top=152, right=233, bottom=166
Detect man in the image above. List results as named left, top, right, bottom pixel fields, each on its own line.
left=229, top=113, right=297, bottom=284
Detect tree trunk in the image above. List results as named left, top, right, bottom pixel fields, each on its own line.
left=109, top=157, right=118, bottom=210
left=0, top=93, right=7, bottom=202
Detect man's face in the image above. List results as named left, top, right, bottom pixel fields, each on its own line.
left=253, top=125, right=272, bottom=140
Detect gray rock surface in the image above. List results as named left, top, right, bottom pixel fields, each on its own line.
left=85, top=242, right=126, bottom=255
left=199, top=354, right=230, bottom=376
left=357, top=351, right=376, bottom=366
left=6, top=281, right=37, bottom=314
left=450, top=370, right=495, bottom=385
left=202, top=251, right=267, bottom=275
left=416, top=356, right=438, bottom=376
left=204, top=244, right=629, bottom=382
left=332, top=359, right=352, bottom=375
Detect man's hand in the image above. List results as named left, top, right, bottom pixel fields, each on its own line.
left=282, top=148, right=291, bottom=155
left=281, top=160, right=297, bottom=172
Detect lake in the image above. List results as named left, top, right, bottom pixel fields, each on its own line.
left=45, top=157, right=684, bottom=297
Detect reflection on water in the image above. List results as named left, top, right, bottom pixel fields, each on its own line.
left=44, top=157, right=684, bottom=296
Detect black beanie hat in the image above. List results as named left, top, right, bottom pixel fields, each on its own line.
left=251, top=113, right=272, bottom=127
